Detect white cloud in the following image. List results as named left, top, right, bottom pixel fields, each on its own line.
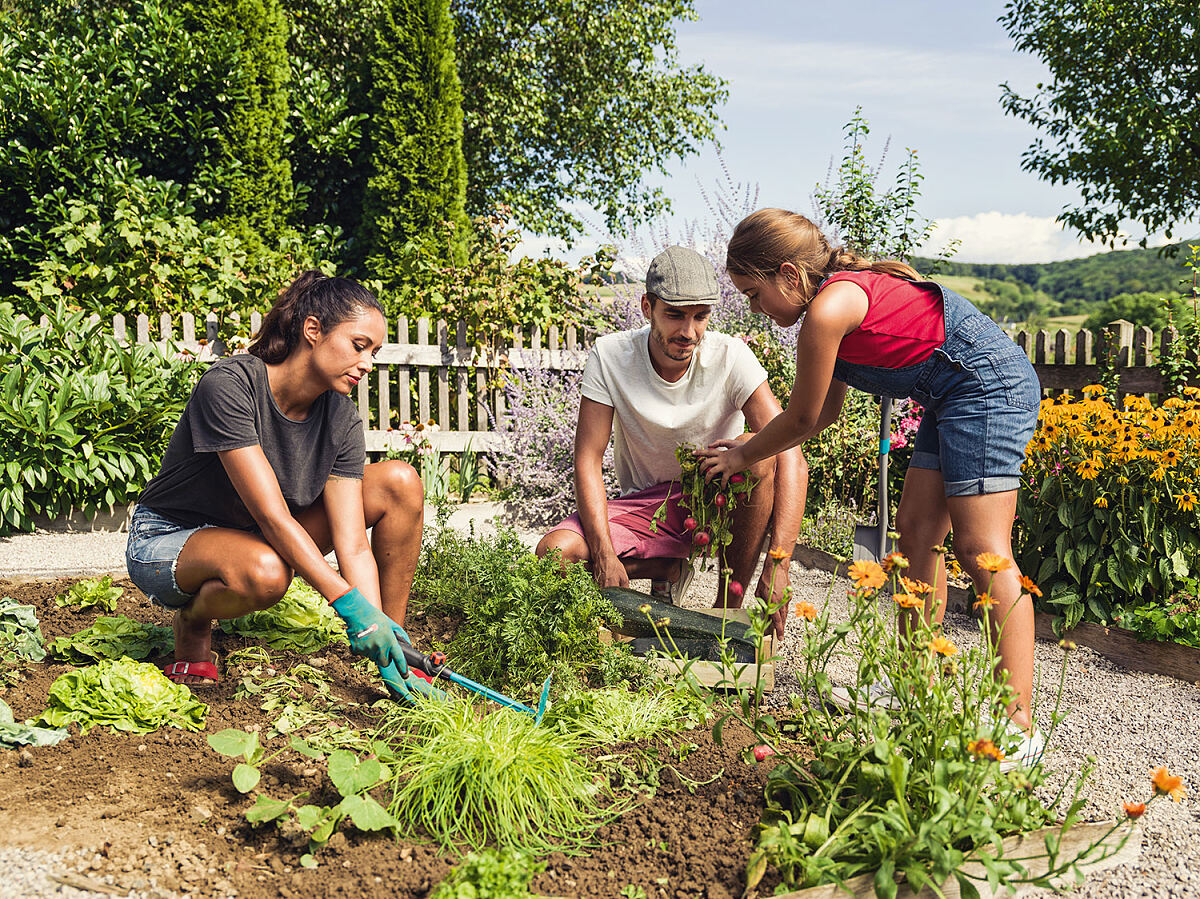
left=918, top=212, right=1135, bottom=264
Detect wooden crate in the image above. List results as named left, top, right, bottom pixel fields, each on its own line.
left=600, top=607, right=777, bottom=692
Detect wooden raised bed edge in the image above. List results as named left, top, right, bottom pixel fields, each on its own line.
left=769, top=821, right=1140, bottom=899
left=791, top=543, right=1200, bottom=686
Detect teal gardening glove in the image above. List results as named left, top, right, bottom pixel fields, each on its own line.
left=331, top=587, right=411, bottom=675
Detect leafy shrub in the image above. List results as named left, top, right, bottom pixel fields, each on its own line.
left=12, top=167, right=322, bottom=321
left=0, top=301, right=203, bottom=533
left=1017, top=386, right=1200, bottom=631
left=411, top=524, right=623, bottom=697
left=1116, top=580, right=1200, bottom=648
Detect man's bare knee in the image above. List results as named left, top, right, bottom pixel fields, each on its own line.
left=537, top=529, right=589, bottom=565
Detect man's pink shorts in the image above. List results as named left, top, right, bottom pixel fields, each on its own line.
left=548, top=482, right=691, bottom=560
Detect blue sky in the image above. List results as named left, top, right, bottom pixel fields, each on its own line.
left=532, top=1, right=1191, bottom=267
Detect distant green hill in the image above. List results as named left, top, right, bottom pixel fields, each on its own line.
left=912, top=242, right=1196, bottom=329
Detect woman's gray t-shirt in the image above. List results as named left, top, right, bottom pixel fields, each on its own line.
left=138, top=354, right=365, bottom=529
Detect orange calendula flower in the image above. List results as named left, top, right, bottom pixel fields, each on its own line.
left=900, top=576, right=933, bottom=596
left=1151, top=767, right=1186, bottom=801
left=794, top=600, right=818, bottom=621
left=1122, top=801, right=1146, bottom=819
left=881, top=551, right=909, bottom=573
left=967, top=739, right=1005, bottom=762
left=847, top=560, right=886, bottom=590
left=976, top=552, right=1013, bottom=573
left=930, top=636, right=958, bottom=657
left=895, top=592, right=924, bottom=609
left=974, top=593, right=996, bottom=610
left=1018, top=574, right=1042, bottom=597
left=767, top=546, right=790, bottom=563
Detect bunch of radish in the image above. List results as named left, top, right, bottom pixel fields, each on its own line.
left=673, top=443, right=755, bottom=567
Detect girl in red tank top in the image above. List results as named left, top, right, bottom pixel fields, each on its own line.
left=699, top=208, right=1045, bottom=769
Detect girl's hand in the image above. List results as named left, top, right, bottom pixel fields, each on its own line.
left=696, top=440, right=747, bottom=486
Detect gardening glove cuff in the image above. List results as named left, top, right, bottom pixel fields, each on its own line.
left=331, top=587, right=411, bottom=674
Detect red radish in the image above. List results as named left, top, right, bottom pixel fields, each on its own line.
left=752, top=745, right=775, bottom=762
left=713, top=493, right=727, bottom=508
left=730, top=473, right=745, bottom=484
left=728, top=581, right=744, bottom=599
left=693, top=531, right=711, bottom=547
left=683, top=517, right=698, bottom=531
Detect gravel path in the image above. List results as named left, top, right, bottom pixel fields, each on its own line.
left=3, top=510, right=1198, bottom=897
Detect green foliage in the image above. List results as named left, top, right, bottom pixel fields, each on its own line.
left=46, top=616, right=175, bottom=665
left=452, top=0, right=727, bottom=238
left=219, top=578, right=349, bottom=653
left=1081, top=292, right=1195, bottom=332
left=1017, top=390, right=1200, bottom=632
left=813, top=108, right=952, bottom=265
left=11, top=171, right=291, bottom=320
left=727, top=565, right=1112, bottom=895
left=0, top=597, right=45, bottom=664
left=184, top=0, right=294, bottom=242
left=362, top=0, right=468, bottom=286
left=37, top=657, right=209, bottom=734
left=412, top=525, right=622, bottom=698
left=541, top=685, right=704, bottom=746
left=1117, top=580, right=1200, bottom=649
left=430, top=848, right=545, bottom=899
left=378, top=694, right=607, bottom=850
left=1157, top=246, right=1200, bottom=397
left=0, top=302, right=202, bottom=533
left=916, top=243, right=1192, bottom=313
left=0, top=0, right=226, bottom=293
left=1000, top=0, right=1200, bottom=245
left=0, top=697, right=69, bottom=749
left=382, top=208, right=592, bottom=356
left=968, top=277, right=1055, bottom=326
left=54, top=576, right=123, bottom=613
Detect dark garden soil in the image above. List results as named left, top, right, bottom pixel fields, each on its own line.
left=0, top=577, right=785, bottom=899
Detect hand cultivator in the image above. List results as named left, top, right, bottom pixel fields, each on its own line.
left=394, top=643, right=552, bottom=723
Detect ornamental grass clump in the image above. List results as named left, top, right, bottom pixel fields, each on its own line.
left=717, top=551, right=1146, bottom=896
left=1018, top=384, right=1200, bottom=632
left=541, top=684, right=706, bottom=746
left=377, top=695, right=608, bottom=852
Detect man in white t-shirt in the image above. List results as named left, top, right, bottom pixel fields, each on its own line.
left=536, top=246, right=807, bottom=635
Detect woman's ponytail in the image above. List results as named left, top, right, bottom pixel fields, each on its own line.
left=248, top=271, right=382, bottom=364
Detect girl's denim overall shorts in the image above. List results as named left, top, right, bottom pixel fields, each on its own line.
left=831, top=283, right=1041, bottom=497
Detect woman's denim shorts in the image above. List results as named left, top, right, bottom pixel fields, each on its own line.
left=907, top=341, right=1041, bottom=496
left=125, top=505, right=214, bottom=609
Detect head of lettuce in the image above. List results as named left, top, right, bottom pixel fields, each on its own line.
left=37, top=657, right=208, bottom=734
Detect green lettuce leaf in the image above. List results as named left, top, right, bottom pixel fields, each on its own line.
left=219, top=579, right=348, bottom=653
left=35, top=657, right=208, bottom=734
left=47, top=616, right=174, bottom=664
left=54, top=576, right=122, bottom=612
left=0, top=597, right=46, bottom=663
left=0, top=697, right=69, bottom=748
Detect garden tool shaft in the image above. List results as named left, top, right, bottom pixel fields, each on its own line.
left=852, top=397, right=892, bottom=563
left=399, top=644, right=551, bottom=723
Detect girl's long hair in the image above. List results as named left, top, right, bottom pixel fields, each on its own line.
left=725, top=208, right=921, bottom=305
left=248, top=271, right=383, bottom=364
